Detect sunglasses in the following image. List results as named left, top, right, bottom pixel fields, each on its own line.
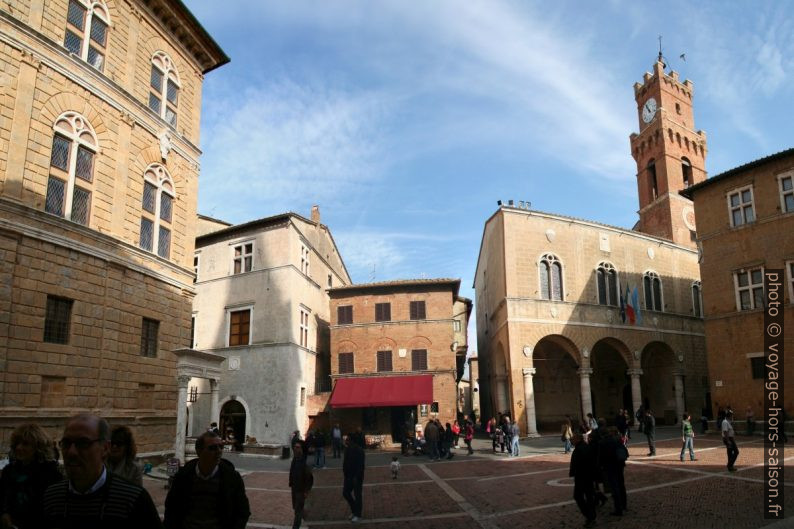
left=59, top=437, right=101, bottom=451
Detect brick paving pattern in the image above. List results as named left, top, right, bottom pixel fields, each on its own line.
left=144, top=431, right=794, bottom=528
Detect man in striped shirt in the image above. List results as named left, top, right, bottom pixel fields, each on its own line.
left=43, top=413, right=162, bottom=528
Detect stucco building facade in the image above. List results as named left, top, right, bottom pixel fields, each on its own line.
left=326, top=279, right=471, bottom=444
left=682, top=147, right=794, bottom=418
left=475, top=60, right=709, bottom=435
left=0, top=0, right=226, bottom=453
left=188, top=208, right=351, bottom=448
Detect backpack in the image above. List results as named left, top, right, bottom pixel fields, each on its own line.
left=616, top=444, right=629, bottom=463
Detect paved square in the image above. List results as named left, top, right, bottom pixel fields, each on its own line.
left=145, top=429, right=793, bottom=528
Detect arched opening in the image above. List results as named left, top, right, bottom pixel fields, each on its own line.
left=590, top=338, right=630, bottom=422
left=220, top=400, right=246, bottom=451
left=647, top=159, right=658, bottom=200
left=533, top=335, right=580, bottom=429
left=641, top=342, right=677, bottom=424
left=682, top=157, right=692, bottom=188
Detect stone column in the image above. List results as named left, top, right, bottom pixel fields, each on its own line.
left=522, top=368, right=540, bottom=437
left=175, top=375, right=191, bottom=464
left=674, top=370, right=686, bottom=422
left=578, top=368, right=594, bottom=419
left=627, top=368, right=644, bottom=415
left=210, top=378, right=220, bottom=427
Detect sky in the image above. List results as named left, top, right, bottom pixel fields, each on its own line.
left=184, top=0, right=794, bottom=346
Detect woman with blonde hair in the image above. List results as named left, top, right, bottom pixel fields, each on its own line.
left=106, top=425, right=143, bottom=486
left=0, top=423, right=63, bottom=529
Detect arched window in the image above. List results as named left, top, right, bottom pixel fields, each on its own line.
left=140, top=164, right=175, bottom=259
left=148, top=51, right=180, bottom=127
left=596, top=262, right=619, bottom=306
left=64, top=0, right=110, bottom=71
left=643, top=271, right=663, bottom=312
left=45, top=112, right=97, bottom=225
left=647, top=159, right=658, bottom=200
left=692, top=281, right=703, bottom=318
left=539, top=253, right=563, bottom=301
left=682, top=157, right=692, bottom=188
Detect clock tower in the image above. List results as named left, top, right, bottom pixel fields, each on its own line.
left=629, top=60, right=707, bottom=248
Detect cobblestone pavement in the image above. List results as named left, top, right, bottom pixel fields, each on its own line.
left=144, top=428, right=794, bottom=528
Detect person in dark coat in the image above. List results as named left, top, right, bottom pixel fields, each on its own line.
left=588, top=418, right=608, bottom=507
left=164, top=431, right=250, bottom=529
left=442, top=423, right=455, bottom=460
left=288, top=442, right=313, bottom=529
left=342, top=436, right=365, bottom=522
left=569, top=433, right=597, bottom=527
left=1, top=423, right=63, bottom=529
left=599, top=427, right=628, bottom=516
left=644, top=409, right=656, bottom=456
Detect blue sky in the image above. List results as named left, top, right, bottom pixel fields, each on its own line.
left=185, top=1, right=793, bottom=338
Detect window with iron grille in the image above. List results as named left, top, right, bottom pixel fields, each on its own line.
left=338, top=352, right=354, bottom=374
left=410, top=300, right=426, bottom=320
left=139, top=164, right=174, bottom=258
left=375, top=303, right=391, bottom=322
left=233, top=242, right=253, bottom=274
left=377, top=350, right=392, bottom=372
left=43, top=296, right=73, bottom=344
left=229, top=309, right=251, bottom=346
left=411, top=349, right=428, bottom=371
left=140, top=318, right=159, bottom=357
left=64, top=0, right=109, bottom=72
left=46, top=114, right=97, bottom=226
left=337, top=305, right=353, bottom=325
left=149, top=52, right=180, bottom=127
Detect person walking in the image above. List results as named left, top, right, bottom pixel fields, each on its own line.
left=164, top=431, right=250, bottom=529
left=680, top=413, right=696, bottom=462
left=1, top=423, right=63, bottom=529
left=313, top=431, right=326, bottom=469
left=443, top=423, right=455, bottom=460
left=502, top=416, right=512, bottom=455
left=106, top=425, right=143, bottom=486
left=487, top=417, right=497, bottom=452
left=745, top=406, right=755, bottom=436
left=332, top=424, right=343, bottom=459
left=452, top=420, right=461, bottom=449
left=635, top=406, right=645, bottom=434
left=424, top=420, right=440, bottom=461
left=644, top=409, right=656, bottom=456
left=288, top=442, right=313, bottom=529
left=342, top=436, right=365, bottom=522
left=598, top=427, right=628, bottom=517
left=722, top=411, right=739, bottom=471
left=43, top=414, right=162, bottom=528
left=569, top=433, right=597, bottom=528
left=464, top=420, right=474, bottom=455
left=561, top=418, right=573, bottom=454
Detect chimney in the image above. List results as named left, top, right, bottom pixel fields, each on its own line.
left=311, top=205, right=320, bottom=223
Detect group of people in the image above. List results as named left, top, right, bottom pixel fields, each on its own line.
left=486, top=415, right=520, bottom=456
left=0, top=414, right=252, bottom=529
left=405, top=418, right=475, bottom=458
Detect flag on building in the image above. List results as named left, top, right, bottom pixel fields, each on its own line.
left=619, top=289, right=627, bottom=324
left=632, top=286, right=642, bottom=325
left=625, top=285, right=636, bottom=325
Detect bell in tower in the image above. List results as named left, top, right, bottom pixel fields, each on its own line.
left=628, top=59, right=708, bottom=248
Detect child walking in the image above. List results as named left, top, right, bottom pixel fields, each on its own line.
left=390, top=456, right=400, bottom=479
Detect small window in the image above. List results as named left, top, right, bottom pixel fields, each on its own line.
left=377, top=350, right=393, bottom=372
left=193, top=254, right=199, bottom=283
left=375, top=303, right=391, bottom=322
left=189, top=314, right=195, bottom=348
left=430, top=402, right=439, bottom=413
left=728, top=186, right=755, bottom=227
left=300, top=387, right=306, bottom=407
left=735, top=268, right=764, bottom=311
left=339, top=352, right=354, bottom=374
left=409, top=301, right=426, bottom=320
left=44, top=296, right=73, bottom=344
left=453, top=320, right=461, bottom=332
left=780, top=175, right=794, bottom=213
left=233, top=243, right=253, bottom=274
left=337, top=305, right=353, bottom=325
left=750, top=357, right=765, bottom=379
left=692, top=281, right=703, bottom=318
left=299, top=309, right=310, bottom=348
left=301, top=245, right=310, bottom=275
left=411, top=349, right=428, bottom=371
left=140, top=318, right=159, bottom=357
left=328, top=274, right=332, bottom=287
left=229, top=309, right=251, bottom=346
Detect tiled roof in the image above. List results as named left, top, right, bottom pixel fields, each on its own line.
left=329, top=278, right=461, bottom=295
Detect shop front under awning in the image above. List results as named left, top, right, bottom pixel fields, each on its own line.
left=329, top=375, right=433, bottom=408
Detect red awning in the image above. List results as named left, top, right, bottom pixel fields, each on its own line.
left=329, top=375, right=433, bottom=408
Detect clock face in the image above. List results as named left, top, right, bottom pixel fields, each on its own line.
left=642, top=97, right=657, bottom=123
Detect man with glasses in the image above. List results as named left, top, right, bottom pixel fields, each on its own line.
left=164, top=431, right=250, bottom=529
left=42, top=413, right=162, bottom=527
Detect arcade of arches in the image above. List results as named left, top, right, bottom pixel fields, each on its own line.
left=490, top=334, right=696, bottom=434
